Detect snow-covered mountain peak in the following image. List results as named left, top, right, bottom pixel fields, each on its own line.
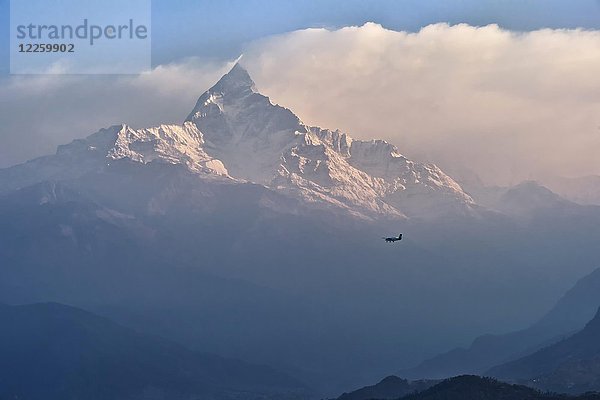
left=308, top=128, right=353, bottom=157
left=1, top=64, right=474, bottom=219
left=56, top=124, right=125, bottom=156
left=106, top=122, right=228, bottom=176
left=53, top=122, right=229, bottom=178
left=211, top=62, right=256, bottom=95
left=184, top=64, right=474, bottom=218
left=186, top=63, right=267, bottom=123
left=185, top=63, right=306, bottom=184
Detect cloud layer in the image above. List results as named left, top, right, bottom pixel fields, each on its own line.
left=243, top=23, right=600, bottom=185
left=2, top=23, right=600, bottom=185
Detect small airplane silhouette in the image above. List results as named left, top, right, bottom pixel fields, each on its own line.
left=383, top=234, right=403, bottom=242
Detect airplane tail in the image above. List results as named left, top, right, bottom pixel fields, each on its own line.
left=398, top=234, right=403, bottom=240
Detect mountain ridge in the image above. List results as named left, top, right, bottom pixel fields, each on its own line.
left=186, top=63, right=473, bottom=219
left=0, top=63, right=473, bottom=220
left=0, top=301, right=309, bottom=400
left=402, top=267, right=600, bottom=380
left=489, top=307, right=600, bottom=394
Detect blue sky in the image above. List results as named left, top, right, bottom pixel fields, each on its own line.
left=1, top=0, right=600, bottom=75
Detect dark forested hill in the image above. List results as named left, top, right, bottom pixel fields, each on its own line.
left=400, top=376, right=600, bottom=400
left=336, top=375, right=437, bottom=400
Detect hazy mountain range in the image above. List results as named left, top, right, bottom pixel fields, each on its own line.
left=403, top=267, right=600, bottom=379
left=0, top=302, right=308, bottom=400
left=542, top=176, right=600, bottom=206
left=490, top=306, right=600, bottom=394
left=2, top=64, right=600, bottom=396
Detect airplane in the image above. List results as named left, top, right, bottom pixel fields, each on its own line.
left=383, top=233, right=403, bottom=242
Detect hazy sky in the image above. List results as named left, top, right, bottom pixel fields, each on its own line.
left=1, top=0, right=600, bottom=184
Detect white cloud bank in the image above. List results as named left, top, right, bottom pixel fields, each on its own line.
left=1, top=23, right=600, bottom=185
left=243, top=23, right=600, bottom=185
